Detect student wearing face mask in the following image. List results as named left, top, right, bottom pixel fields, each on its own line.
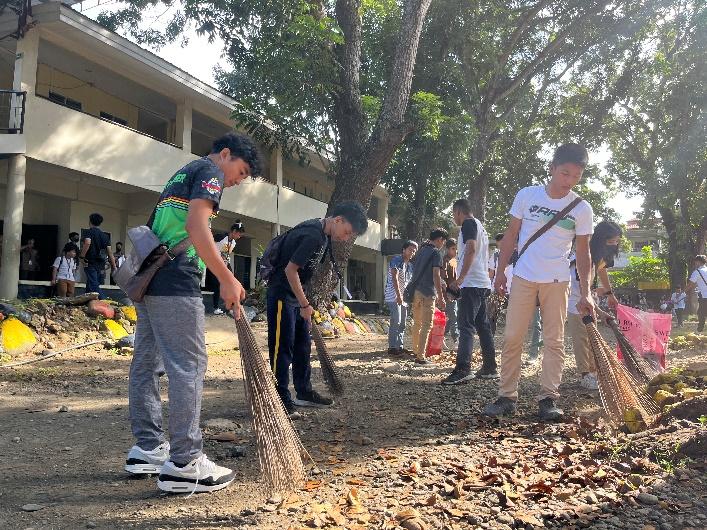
left=567, top=221, right=622, bottom=390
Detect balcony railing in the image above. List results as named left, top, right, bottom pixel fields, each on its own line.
left=0, top=90, right=27, bottom=134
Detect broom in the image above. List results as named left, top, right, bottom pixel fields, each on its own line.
left=311, top=321, right=345, bottom=396
left=603, top=315, right=660, bottom=385
left=582, top=315, right=659, bottom=427
left=234, top=316, right=308, bottom=492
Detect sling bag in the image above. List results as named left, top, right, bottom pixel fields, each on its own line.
left=513, top=196, right=583, bottom=266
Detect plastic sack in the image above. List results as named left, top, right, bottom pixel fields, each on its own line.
left=615, top=303, right=671, bottom=369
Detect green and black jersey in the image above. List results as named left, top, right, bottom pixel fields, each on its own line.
left=146, top=157, right=225, bottom=297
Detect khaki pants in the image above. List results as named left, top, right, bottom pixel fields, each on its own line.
left=411, top=291, right=435, bottom=360
left=567, top=312, right=596, bottom=374
left=499, top=276, right=570, bottom=401
left=56, top=279, right=75, bottom=297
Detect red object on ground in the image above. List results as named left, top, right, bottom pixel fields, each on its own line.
left=426, top=309, right=447, bottom=357
left=615, top=303, right=670, bottom=369
left=87, top=300, right=115, bottom=319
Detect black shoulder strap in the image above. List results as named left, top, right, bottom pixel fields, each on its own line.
left=517, top=196, right=583, bottom=263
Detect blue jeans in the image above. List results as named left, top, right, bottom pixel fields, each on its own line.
left=455, top=287, right=496, bottom=373
left=528, top=307, right=542, bottom=358
left=387, top=301, right=408, bottom=349
left=85, top=265, right=106, bottom=299
left=445, top=299, right=459, bottom=340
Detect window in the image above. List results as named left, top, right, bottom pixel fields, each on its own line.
left=48, top=91, right=82, bottom=111
left=100, top=112, right=128, bottom=126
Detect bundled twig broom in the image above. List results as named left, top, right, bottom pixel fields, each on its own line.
left=603, top=315, right=660, bottom=385
left=311, top=321, right=345, bottom=396
left=583, top=315, right=659, bottom=426
left=486, top=292, right=506, bottom=335
left=234, top=316, right=307, bottom=492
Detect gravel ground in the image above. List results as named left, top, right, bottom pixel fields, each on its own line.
left=1, top=315, right=705, bottom=530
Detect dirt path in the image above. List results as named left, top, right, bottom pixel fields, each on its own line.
left=1, top=317, right=705, bottom=530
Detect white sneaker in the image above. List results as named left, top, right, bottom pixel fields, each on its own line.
left=124, top=441, right=170, bottom=475
left=580, top=373, right=599, bottom=390
left=213, top=308, right=224, bottom=315
left=157, top=454, right=235, bottom=494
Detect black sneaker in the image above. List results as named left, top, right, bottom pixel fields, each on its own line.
left=294, top=390, right=333, bottom=408
left=283, top=400, right=302, bottom=419
left=482, top=397, right=517, bottom=417
left=538, top=398, right=564, bottom=422
left=414, top=358, right=432, bottom=365
left=387, top=347, right=403, bottom=356
left=475, top=367, right=500, bottom=379
left=441, top=370, right=473, bottom=385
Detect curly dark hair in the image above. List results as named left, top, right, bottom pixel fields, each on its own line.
left=211, top=132, right=263, bottom=178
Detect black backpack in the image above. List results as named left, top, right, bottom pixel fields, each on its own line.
left=259, top=221, right=343, bottom=284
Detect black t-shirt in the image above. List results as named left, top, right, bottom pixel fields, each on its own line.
left=267, top=219, right=329, bottom=304
left=410, top=243, right=443, bottom=297
left=81, top=227, right=110, bottom=267
left=146, top=157, right=225, bottom=297
left=460, top=218, right=478, bottom=244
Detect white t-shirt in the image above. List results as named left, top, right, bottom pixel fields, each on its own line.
left=457, top=217, right=492, bottom=289
left=487, top=249, right=499, bottom=275
left=52, top=255, right=77, bottom=282
left=690, top=266, right=707, bottom=298
left=510, top=185, right=593, bottom=283
left=670, top=292, right=686, bottom=309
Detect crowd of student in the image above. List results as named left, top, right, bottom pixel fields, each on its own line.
left=99, top=132, right=707, bottom=496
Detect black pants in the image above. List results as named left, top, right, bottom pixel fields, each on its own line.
left=266, top=289, right=313, bottom=404
left=675, top=308, right=684, bottom=327
left=456, top=287, right=497, bottom=372
left=699, top=298, right=707, bottom=332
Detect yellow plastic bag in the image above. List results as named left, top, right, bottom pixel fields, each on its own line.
left=121, top=306, right=138, bottom=323
left=103, top=319, right=129, bottom=339
left=1, top=317, right=37, bottom=355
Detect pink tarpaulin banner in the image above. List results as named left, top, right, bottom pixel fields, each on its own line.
left=615, top=304, right=671, bottom=368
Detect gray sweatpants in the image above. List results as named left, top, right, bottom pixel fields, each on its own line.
left=129, top=296, right=207, bottom=465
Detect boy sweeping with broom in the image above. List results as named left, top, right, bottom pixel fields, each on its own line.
left=124, top=132, right=262, bottom=493
left=483, top=143, right=595, bottom=422
left=266, top=202, right=368, bottom=416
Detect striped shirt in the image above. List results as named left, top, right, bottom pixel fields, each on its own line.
left=385, top=255, right=413, bottom=303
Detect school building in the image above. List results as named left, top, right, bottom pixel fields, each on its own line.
left=0, top=1, right=389, bottom=306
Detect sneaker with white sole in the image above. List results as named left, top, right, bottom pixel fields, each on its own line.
left=579, top=372, right=599, bottom=390
left=125, top=442, right=170, bottom=475
left=441, top=370, right=473, bottom=385
left=157, top=454, right=235, bottom=493
left=293, top=390, right=333, bottom=408
left=213, top=308, right=224, bottom=315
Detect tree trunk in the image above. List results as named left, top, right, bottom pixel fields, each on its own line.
left=406, top=166, right=428, bottom=241
left=657, top=203, right=683, bottom=289
left=467, top=130, right=491, bottom=222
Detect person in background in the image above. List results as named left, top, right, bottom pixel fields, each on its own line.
left=670, top=286, right=686, bottom=327
left=384, top=240, right=418, bottom=356
left=409, top=228, right=448, bottom=365
left=567, top=221, right=622, bottom=390
left=442, top=238, right=459, bottom=349
left=51, top=243, right=78, bottom=297
left=80, top=213, right=116, bottom=298
left=115, top=242, right=126, bottom=268
left=442, top=199, right=496, bottom=384
left=209, top=221, right=246, bottom=315
left=687, top=255, right=707, bottom=332
left=484, top=143, right=594, bottom=421
left=488, top=233, right=504, bottom=281
left=20, top=238, right=40, bottom=280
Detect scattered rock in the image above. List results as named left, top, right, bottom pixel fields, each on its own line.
left=86, top=522, right=97, bottom=529
left=12, top=437, right=20, bottom=443
left=637, top=492, right=660, bottom=505
left=266, top=494, right=282, bottom=505
left=203, top=418, right=240, bottom=432
left=21, top=504, right=44, bottom=512
left=58, top=405, right=69, bottom=413
left=46, top=341, right=56, bottom=350
left=227, top=446, right=247, bottom=458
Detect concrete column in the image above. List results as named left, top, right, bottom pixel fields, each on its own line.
left=0, top=155, right=27, bottom=299
left=175, top=98, right=193, bottom=152
left=270, top=148, right=283, bottom=236
left=249, top=243, right=258, bottom=289
left=375, top=254, right=384, bottom=304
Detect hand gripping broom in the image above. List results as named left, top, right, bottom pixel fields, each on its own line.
left=234, top=316, right=308, bottom=492
left=311, top=321, right=345, bottom=396
left=582, top=315, right=659, bottom=427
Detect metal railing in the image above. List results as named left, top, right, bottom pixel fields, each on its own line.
left=0, top=90, right=27, bottom=134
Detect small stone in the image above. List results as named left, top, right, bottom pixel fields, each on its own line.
left=496, top=513, right=514, bottom=525
left=58, top=405, right=69, bottom=413
left=267, top=494, right=282, bottom=505
left=641, top=525, right=656, bottom=530
left=261, top=504, right=277, bottom=512
left=21, top=504, right=44, bottom=512
left=585, top=491, right=599, bottom=504
left=62, top=446, right=72, bottom=452
left=227, top=445, right=246, bottom=458
left=86, top=523, right=97, bottom=529
left=637, top=492, right=660, bottom=505
left=241, top=509, right=256, bottom=516
left=12, top=437, right=21, bottom=443
left=46, top=341, right=56, bottom=350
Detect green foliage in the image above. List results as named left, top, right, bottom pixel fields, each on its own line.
left=609, top=246, right=670, bottom=288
